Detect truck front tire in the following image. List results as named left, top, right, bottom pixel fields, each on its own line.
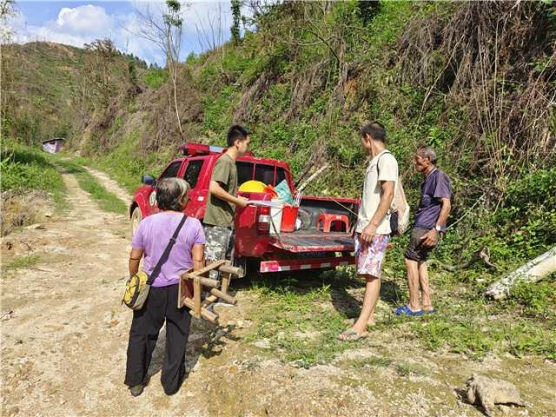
left=131, top=206, right=142, bottom=236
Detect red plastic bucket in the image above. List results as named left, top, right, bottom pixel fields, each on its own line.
left=280, top=205, right=299, bottom=233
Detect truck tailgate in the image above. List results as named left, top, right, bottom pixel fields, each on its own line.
left=269, top=232, right=354, bottom=253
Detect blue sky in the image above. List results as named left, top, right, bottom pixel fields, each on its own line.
left=11, top=1, right=245, bottom=64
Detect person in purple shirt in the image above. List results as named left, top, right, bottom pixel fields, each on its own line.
left=395, top=146, right=451, bottom=316
left=125, top=178, right=205, bottom=397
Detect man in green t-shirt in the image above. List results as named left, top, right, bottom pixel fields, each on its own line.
left=204, top=125, right=251, bottom=280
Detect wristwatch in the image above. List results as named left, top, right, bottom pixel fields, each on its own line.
left=435, top=225, right=442, bottom=232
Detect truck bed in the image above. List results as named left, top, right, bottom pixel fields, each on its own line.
left=269, top=231, right=353, bottom=253
left=266, top=195, right=358, bottom=253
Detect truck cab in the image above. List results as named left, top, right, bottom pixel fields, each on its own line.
left=130, top=143, right=358, bottom=275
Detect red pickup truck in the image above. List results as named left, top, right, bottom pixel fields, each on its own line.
left=130, top=144, right=358, bottom=275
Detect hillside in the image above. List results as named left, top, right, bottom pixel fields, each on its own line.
left=2, top=40, right=145, bottom=148
left=3, top=1, right=555, bottom=257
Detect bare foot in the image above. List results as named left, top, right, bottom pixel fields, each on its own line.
left=345, top=318, right=376, bottom=328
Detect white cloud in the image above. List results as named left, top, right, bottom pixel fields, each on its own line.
left=10, top=1, right=260, bottom=64
left=55, top=5, right=113, bottom=34
left=13, top=5, right=116, bottom=49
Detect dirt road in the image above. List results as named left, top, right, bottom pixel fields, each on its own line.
left=2, top=167, right=555, bottom=416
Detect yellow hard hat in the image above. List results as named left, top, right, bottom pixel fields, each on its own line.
left=238, top=180, right=267, bottom=193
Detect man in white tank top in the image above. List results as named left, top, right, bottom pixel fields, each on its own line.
left=339, top=122, right=398, bottom=341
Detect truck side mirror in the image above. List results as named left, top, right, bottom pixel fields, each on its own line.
left=142, top=175, right=155, bottom=186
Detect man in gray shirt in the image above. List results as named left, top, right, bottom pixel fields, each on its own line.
left=395, top=146, right=451, bottom=316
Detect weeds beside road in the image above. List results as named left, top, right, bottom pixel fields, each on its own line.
left=1, top=140, right=127, bottom=237
left=240, top=268, right=556, bottom=367
left=1, top=139, right=67, bottom=211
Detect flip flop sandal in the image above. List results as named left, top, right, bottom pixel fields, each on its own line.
left=394, top=305, right=410, bottom=315
left=394, top=305, right=424, bottom=317
left=423, top=308, right=437, bottom=314
left=337, top=329, right=368, bottom=342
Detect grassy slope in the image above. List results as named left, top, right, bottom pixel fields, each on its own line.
left=1, top=139, right=67, bottom=211
left=2, top=43, right=85, bottom=142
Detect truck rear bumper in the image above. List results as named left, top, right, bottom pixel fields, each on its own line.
left=260, top=255, right=355, bottom=273
left=269, top=233, right=353, bottom=253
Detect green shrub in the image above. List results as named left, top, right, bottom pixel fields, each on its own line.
left=221, top=48, right=253, bottom=81
left=202, top=86, right=237, bottom=135
left=495, top=167, right=556, bottom=255
left=508, top=274, right=556, bottom=319
left=0, top=139, right=66, bottom=208
left=143, top=69, right=169, bottom=89
left=197, top=64, right=220, bottom=91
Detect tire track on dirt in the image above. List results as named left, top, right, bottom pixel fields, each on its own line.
left=82, top=166, right=132, bottom=207
left=0, top=171, right=213, bottom=416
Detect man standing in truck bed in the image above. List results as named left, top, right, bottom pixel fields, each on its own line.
left=203, top=125, right=250, bottom=280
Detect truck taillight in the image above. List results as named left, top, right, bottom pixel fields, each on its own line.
left=257, top=206, right=270, bottom=234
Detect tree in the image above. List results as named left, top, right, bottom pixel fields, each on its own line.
left=132, top=0, right=188, bottom=137
left=231, top=0, right=241, bottom=45
left=0, top=0, right=16, bottom=43
left=194, top=2, right=225, bottom=52
left=83, top=39, right=120, bottom=109
left=244, top=0, right=280, bottom=22
left=1, top=0, right=18, bottom=138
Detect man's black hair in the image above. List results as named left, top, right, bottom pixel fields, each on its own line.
left=227, top=124, right=251, bottom=147
left=360, top=121, right=386, bottom=143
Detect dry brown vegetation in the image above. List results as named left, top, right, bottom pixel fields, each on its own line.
left=398, top=1, right=556, bottom=193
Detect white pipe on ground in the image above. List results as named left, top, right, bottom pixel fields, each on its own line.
left=486, top=246, right=556, bottom=300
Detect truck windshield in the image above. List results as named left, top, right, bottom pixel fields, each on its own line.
left=255, top=164, right=275, bottom=185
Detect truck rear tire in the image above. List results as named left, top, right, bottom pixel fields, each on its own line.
left=131, top=206, right=142, bottom=236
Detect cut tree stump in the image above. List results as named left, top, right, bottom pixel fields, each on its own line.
left=485, top=246, right=556, bottom=300
left=177, top=260, right=242, bottom=323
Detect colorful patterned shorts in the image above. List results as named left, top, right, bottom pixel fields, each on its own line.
left=354, top=234, right=390, bottom=278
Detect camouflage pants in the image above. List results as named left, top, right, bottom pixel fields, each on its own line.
left=204, top=225, right=235, bottom=281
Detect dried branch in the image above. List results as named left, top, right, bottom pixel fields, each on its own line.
left=428, top=246, right=498, bottom=272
